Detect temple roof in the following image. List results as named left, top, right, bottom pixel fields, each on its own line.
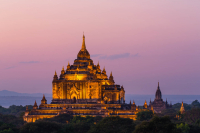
left=77, top=34, right=90, bottom=60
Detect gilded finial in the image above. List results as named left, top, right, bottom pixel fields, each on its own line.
left=55, top=71, right=57, bottom=76
left=68, top=62, right=70, bottom=66
left=62, top=66, right=64, bottom=71
left=82, top=33, right=86, bottom=50
left=110, top=71, right=112, bottom=77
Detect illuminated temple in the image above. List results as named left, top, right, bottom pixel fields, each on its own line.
left=23, top=35, right=143, bottom=122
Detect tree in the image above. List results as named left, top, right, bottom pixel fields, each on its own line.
left=183, top=108, right=200, bottom=124
left=20, top=121, right=64, bottom=133
left=136, top=110, right=153, bottom=121
left=176, top=123, right=190, bottom=133
left=88, top=116, right=135, bottom=133
left=133, top=116, right=181, bottom=133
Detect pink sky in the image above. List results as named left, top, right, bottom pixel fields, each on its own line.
left=0, top=1, right=200, bottom=94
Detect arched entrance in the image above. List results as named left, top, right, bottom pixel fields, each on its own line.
left=72, top=97, right=76, bottom=103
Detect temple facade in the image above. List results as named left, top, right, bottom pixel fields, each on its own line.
left=147, top=82, right=172, bottom=113
left=23, top=35, right=140, bottom=122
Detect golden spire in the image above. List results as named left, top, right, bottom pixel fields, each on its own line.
left=180, top=101, right=185, bottom=114
left=62, top=66, right=64, bottom=71
left=110, top=71, right=112, bottom=77
left=81, top=33, right=86, bottom=50
left=133, top=100, right=135, bottom=104
left=55, top=71, right=57, bottom=76
left=97, top=61, right=99, bottom=66
left=68, top=62, right=70, bottom=66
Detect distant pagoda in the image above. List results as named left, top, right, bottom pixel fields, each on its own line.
left=148, top=82, right=172, bottom=113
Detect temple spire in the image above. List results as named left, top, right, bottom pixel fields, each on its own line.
left=81, top=33, right=86, bottom=50
left=55, top=71, right=57, bottom=76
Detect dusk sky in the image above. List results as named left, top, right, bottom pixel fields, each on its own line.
left=0, top=1, right=200, bottom=95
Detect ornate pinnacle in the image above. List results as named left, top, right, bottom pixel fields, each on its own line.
left=34, top=100, right=37, bottom=106
left=110, top=71, right=112, bottom=77
left=81, top=34, right=86, bottom=50
left=55, top=71, right=57, bottom=76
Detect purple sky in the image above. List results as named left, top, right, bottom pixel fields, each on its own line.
left=0, top=1, right=200, bottom=95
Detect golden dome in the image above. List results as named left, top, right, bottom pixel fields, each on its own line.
left=77, top=34, right=90, bottom=59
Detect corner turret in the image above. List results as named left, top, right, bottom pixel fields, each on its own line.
left=41, top=94, right=47, bottom=105
left=33, top=100, right=38, bottom=110
left=53, top=71, right=58, bottom=81
left=67, top=62, right=70, bottom=70
left=109, top=72, right=115, bottom=84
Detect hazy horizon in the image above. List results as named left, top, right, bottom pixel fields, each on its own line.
left=0, top=1, right=200, bottom=95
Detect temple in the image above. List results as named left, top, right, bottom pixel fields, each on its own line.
left=23, top=35, right=142, bottom=122
left=180, top=101, right=185, bottom=114
left=147, top=82, right=172, bottom=113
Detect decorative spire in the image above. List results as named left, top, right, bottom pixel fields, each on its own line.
left=33, top=100, right=38, bottom=110
left=61, top=66, right=65, bottom=75
left=41, top=94, right=47, bottom=104
left=53, top=71, right=58, bottom=81
left=34, top=100, right=37, bottom=107
left=155, top=82, right=162, bottom=100
left=180, top=101, right=185, bottom=114
left=144, top=100, right=148, bottom=108
left=133, top=100, right=135, bottom=104
left=67, top=62, right=70, bottom=70
left=81, top=33, right=86, bottom=50
left=102, top=67, right=106, bottom=74
left=109, top=71, right=115, bottom=84
left=97, top=61, right=99, bottom=66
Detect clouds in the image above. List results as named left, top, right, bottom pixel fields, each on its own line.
left=91, top=53, right=139, bottom=60
left=19, top=61, right=40, bottom=64
left=4, top=61, right=40, bottom=70
left=5, top=66, right=16, bottom=70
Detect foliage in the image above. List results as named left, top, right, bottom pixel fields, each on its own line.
left=191, top=100, right=200, bottom=108
left=20, top=121, right=64, bottom=133
left=0, top=105, right=32, bottom=116
left=88, top=116, right=135, bottom=133
left=136, top=110, right=153, bottom=121
left=0, top=128, right=14, bottom=133
left=176, top=123, right=190, bottom=133
left=133, top=116, right=181, bottom=133
left=182, top=108, right=200, bottom=125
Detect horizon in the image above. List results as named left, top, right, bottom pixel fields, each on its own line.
left=0, top=1, right=200, bottom=95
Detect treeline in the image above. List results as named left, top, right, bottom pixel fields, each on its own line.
left=0, top=105, right=32, bottom=117
left=0, top=100, right=200, bottom=133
